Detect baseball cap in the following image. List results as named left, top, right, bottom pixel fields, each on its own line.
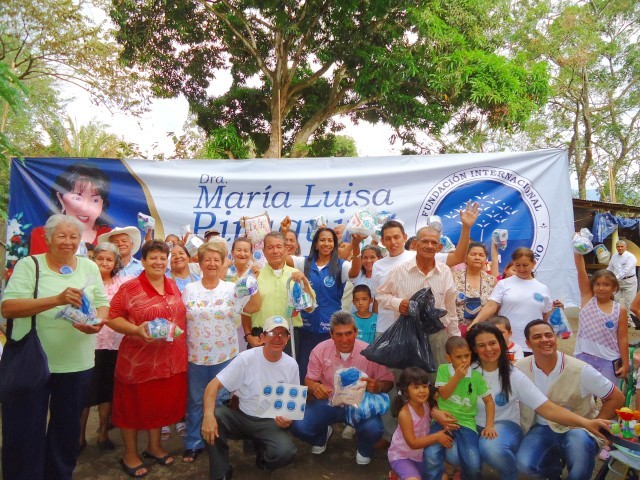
left=262, top=315, right=290, bottom=333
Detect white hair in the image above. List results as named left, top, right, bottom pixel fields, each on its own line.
left=44, top=214, right=84, bottom=242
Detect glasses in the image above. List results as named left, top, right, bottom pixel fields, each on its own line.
left=266, top=331, right=290, bottom=339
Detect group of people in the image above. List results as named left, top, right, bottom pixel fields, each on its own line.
left=1, top=168, right=638, bottom=480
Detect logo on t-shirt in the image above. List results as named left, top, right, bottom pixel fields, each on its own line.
left=533, top=292, right=544, bottom=303
left=415, top=167, right=550, bottom=269
left=323, top=276, right=336, bottom=288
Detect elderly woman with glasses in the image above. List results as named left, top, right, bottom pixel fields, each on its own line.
left=180, top=241, right=262, bottom=463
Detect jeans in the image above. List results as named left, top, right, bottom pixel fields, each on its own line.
left=185, top=361, right=231, bottom=450
left=2, top=369, right=92, bottom=480
left=516, top=423, right=599, bottom=480
left=423, top=423, right=482, bottom=480
left=289, top=399, right=383, bottom=458
left=479, top=421, right=523, bottom=480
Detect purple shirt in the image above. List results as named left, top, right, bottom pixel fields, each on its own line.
left=306, top=338, right=394, bottom=387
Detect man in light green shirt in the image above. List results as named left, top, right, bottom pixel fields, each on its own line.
left=242, top=232, right=315, bottom=356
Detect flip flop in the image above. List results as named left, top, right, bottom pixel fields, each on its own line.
left=182, top=448, right=203, bottom=463
left=119, top=458, right=148, bottom=478
left=142, top=450, right=174, bottom=466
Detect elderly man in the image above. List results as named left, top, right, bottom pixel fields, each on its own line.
left=608, top=239, right=638, bottom=325
left=371, top=201, right=478, bottom=336
left=98, top=226, right=142, bottom=277
left=201, top=316, right=299, bottom=480
left=290, top=311, right=394, bottom=465
left=515, top=320, right=624, bottom=480
left=377, top=226, right=460, bottom=366
left=242, top=232, right=315, bottom=356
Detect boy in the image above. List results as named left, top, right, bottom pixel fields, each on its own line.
left=488, top=316, right=524, bottom=363
left=352, top=285, right=377, bottom=344
left=422, top=337, right=496, bottom=480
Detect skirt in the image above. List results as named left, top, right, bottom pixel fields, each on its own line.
left=86, top=349, right=118, bottom=407
left=112, top=372, right=187, bottom=430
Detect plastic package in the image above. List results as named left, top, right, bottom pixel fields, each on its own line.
left=440, top=235, right=455, bottom=253
left=330, top=367, right=367, bottom=408
left=362, top=288, right=445, bottom=372
left=185, top=235, right=204, bottom=257
left=548, top=307, right=572, bottom=339
left=346, top=210, right=377, bottom=237
left=137, top=212, right=155, bottom=231
left=572, top=228, right=594, bottom=255
left=309, top=215, right=328, bottom=240
left=56, top=305, right=101, bottom=326
left=594, top=244, right=611, bottom=264
left=426, top=215, right=443, bottom=232
left=345, top=392, right=390, bottom=426
left=145, top=318, right=184, bottom=342
left=240, top=212, right=271, bottom=244
left=492, top=229, right=508, bottom=251
left=235, top=275, right=258, bottom=298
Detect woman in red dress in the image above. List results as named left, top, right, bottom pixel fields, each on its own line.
left=108, top=239, right=187, bottom=478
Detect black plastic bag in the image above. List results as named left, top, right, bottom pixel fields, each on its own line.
left=362, top=288, right=446, bottom=372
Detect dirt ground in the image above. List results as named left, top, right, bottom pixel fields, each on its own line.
left=5, top=309, right=640, bottom=479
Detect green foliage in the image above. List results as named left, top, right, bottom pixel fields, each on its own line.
left=197, top=125, right=254, bottom=159
left=304, top=134, right=358, bottom=158
left=110, top=0, right=550, bottom=157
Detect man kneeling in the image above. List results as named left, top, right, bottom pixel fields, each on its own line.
left=201, top=316, right=299, bottom=480
left=290, top=310, right=394, bottom=465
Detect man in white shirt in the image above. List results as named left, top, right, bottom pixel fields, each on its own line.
left=201, top=316, right=299, bottom=480
left=515, top=320, right=623, bottom=480
left=608, top=240, right=638, bottom=324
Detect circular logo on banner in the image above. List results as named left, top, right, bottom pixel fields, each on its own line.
left=289, top=387, right=299, bottom=398
left=275, top=385, right=285, bottom=396
left=416, top=168, right=550, bottom=267
left=263, top=385, right=273, bottom=396
left=274, top=400, right=283, bottom=410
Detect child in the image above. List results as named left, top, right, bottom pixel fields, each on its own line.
left=388, top=367, right=453, bottom=480
left=574, top=252, right=628, bottom=461
left=423, top=337, right=496, bottom=480
left=353, top=285, right=377, bottom=344
left=488, top=316, right=524, bottom=363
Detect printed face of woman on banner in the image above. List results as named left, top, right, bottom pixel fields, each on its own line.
left=52, top=164, right=111, bottom=244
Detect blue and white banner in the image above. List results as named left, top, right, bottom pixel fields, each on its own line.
left=7, top=149, right=578, bottom=302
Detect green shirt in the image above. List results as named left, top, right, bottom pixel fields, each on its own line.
left=250, top=263, right=316, bottom=328
left=3, top=254, right=109, bottom=373
left=435, top=363, right=490, bottom=432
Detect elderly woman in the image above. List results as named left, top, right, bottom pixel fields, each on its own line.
left=168, top=243, right=200, bottom=292
left=79, top=242, right=131, bottom=451
left=1, top=214, right=109, bottom=480
left=181, top=241, right=261, bottom=463
left=108, top=240, right=187, bottom=478
left=452, top=242, right=497, bottom=336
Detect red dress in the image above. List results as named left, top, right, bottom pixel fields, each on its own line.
left=109, top=272, right=187, bottom=429
left=29, top=224, right=112, bottom=254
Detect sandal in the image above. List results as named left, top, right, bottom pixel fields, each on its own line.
left=119, top=458, right=148, bottom=478
left=182, top=448, right=203, bottom=463
left=176, top=422, right=187, bottom=437
left=142, top=450, right=174, bottom=466
left=160, top=426, right=171, bottom=440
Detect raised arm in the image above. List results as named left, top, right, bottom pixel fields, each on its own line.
left=573, top=252, right=593, bottom=306
left=446, top=201, right=479, bottom=267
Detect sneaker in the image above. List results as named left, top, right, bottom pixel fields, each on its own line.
left=160, top=426, right=171, bottom=440
left=176, top=422, right=187, bottom=437
left=599, top=445, right=611, bottom=461
left=342, top=425, right=356, bottom=440
left=356, top=451, right=371, bottom=465
left=311, top=426, right=333, bottom=455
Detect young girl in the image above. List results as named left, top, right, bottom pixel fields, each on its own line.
left=471, top=247, right=556, bottom=353
left=349, top=244, right=383, bottom=313
left=574, top=253, right=628, bottom=384
left=388, top=367, right=453, bottom=480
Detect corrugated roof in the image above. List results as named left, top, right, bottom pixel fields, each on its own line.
left=573, top=198, right=640, bottom=216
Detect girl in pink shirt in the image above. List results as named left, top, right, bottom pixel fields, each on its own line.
left=388, top=367, right=452, bottom=480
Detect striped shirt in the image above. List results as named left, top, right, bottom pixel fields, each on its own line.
left=376, top=258, right=460, bottom=336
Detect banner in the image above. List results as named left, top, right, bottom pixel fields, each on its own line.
left=7, top=149, right=579, bottom=302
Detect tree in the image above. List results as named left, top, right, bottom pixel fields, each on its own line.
left=305, top=134, right=358, bottom=158
left=110, top=0, right=550, bottom=158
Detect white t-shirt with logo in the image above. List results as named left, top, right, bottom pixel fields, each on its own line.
left=217, top=347, right=299, bottom=417
left=489, top=276, right=553, bottom=351
left=474, top=364, right=547, bottom=427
